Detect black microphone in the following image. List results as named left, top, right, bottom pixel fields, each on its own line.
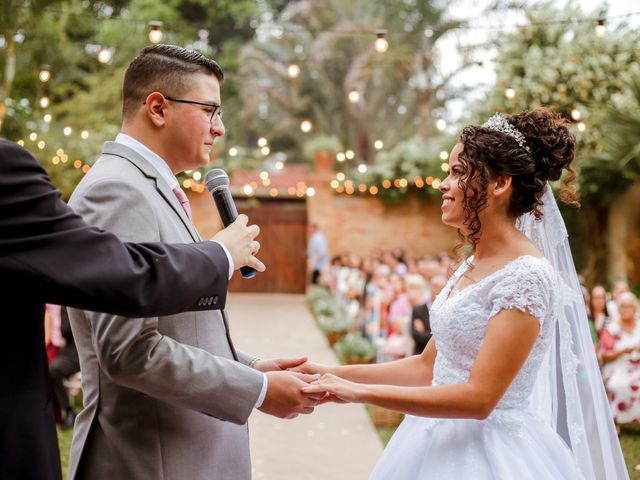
left=205, top=168, right=257, bottom=279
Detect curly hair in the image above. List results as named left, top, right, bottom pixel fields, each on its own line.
left=456, top=108, right=579, bottom=251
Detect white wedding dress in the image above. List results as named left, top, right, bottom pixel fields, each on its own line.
left=370, top=255, right=583, bottom=479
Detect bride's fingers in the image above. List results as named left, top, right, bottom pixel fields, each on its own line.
left=302, top=384, right=327, bottom=394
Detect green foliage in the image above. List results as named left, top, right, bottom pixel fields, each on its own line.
left=317, top=313, right=352, bottom=334
left=302, top=134, right=342, bottom=160
left=238, top=0, right=470, bottom=169
left=472, top=3, right=640, bottom=202
left=333, top=332, right=375, bottom=363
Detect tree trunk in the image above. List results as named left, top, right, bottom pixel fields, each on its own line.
left=607, top=196, right=629, bottom=285
left=581, top=199, right=609, bottom=286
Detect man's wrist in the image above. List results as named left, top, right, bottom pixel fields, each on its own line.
left=249, top=357, right=260, bottom=369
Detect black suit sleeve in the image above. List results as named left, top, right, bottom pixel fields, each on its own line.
left=0, top=138, right=228, bottom=316
left=411, top=304, right=432, bottom=354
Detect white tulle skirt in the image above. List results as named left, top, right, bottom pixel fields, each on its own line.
left=370, top=410, right=584, bottom=479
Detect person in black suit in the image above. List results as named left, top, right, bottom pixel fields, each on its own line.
left=0, top=138, right=265, bottom=480
left=410, top=274, right=448, bottom=354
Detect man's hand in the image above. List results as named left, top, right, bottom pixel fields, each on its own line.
left=212, top=214, right=265, bottom=273
left=258, top=371, right=324, bottom=419
left=253, top=356, right=308, bottom=373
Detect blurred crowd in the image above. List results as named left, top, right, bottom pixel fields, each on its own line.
left=584, top=281, right=640, bottom=431
left=317, top=248, right=451, bottom=361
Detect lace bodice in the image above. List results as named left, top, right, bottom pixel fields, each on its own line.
left=430, top=255, right=558, bottom=411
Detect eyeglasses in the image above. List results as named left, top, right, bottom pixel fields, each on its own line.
left=164, top=96, right=223, bottom=123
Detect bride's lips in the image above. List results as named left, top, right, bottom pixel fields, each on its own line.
left=442, top=195, right=454, bottom=210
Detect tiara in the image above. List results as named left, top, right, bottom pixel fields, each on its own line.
left=481, top=113, right=531, bottom=153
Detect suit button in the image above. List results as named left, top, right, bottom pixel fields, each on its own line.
left=213, top=296, right=218, bottom=305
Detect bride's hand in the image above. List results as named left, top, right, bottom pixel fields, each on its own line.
left=302, top=373, right=363, bottom=403
left=290, top=360, right=331, bottom=376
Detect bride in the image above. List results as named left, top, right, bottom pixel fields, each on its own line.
left=300, top=109, right=627, bottom=479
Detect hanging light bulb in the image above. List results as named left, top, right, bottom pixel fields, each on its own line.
left=257, top=137, right=268, bottom=148
left=571, top=109, right=581, bottom=121
left=374, top=30, right=388, bottom=53
left=39, top=65, right=51, bottom=83
left=357, top=164, right=367, bottom=173
left=595, top=19, right=606, bottom=37
left=43, top=113, right=52, bottom=123
left=300, top=120, right=312, bottom=133
left=348, top=89, right=360, bottom=103
left=148, top=21, right=164, bottom=44
left=287, top=63, right=300, bottom=78
left=39, top=96, right=50, bottom=109
left=97, top=47, right=114, bottom=64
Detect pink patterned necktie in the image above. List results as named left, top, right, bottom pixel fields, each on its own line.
left=172, top=186, right=192, bottom=221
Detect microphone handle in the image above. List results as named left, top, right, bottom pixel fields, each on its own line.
left=211, top=188, right=257, bottom=279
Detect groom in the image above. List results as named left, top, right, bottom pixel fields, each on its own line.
left=66, top=44, right=319, bottom=479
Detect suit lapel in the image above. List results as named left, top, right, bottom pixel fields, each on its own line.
left=101, top=142, right=202, bottom=242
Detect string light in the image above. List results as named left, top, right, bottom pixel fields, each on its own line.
left=348, top=89, right=360, bottom=103
left=436, top=119, right=446, bottom=131
left=193, top=171, right=202, bottom=181
left=336, top=152, right=346, bottom=162
left=269, top=188, right=279, bottom=197
left=287, top=63, right=300, bottom=78
left=306, top=187, right=316, bottom=197
left=577, top=122, right=586, bottom=132
left=29, top=132, right=37, bottom=141
left=571, top=108, right=581, bottom=120
left=148, top=21, right=163, bottom=44
left=595, top=18, right=606, bottom=37
left=37, top=140, right=45, bottom=150
left=505, top=87, right=516, bottom=99
left=257, top=137, right=268, bottom=147
left=81, top=130, right=89, bottom=139
left=97, top=47, right=114, bottom=64
left=336, top=172, right=345, bottom=181
left=275, top=161, right=284, bottom=170
left=261, top=146, right=271, bottom=155
left=300, top=120, right=312, bottom=132
left=439, top=150, right=448, bottom=160
left=374, top=140, right=383, bottom=150
left=330, top=180, right=340, bottom=189
left=345, top=150, right=355, bottom=160
left=441, top=163, right=449, bottom=172
left=229, top=147, right=238, bottom=156
left=357, top=164, right=367, bottom=173
left=374, top=30, right=388, bottom=53
left=38, top=65, right=51, bottom=83
left=63, top=126, right=72, bottom=136
left=43, top=113, right=52, bottom=123
left=39, top=96, right=50, bottom=109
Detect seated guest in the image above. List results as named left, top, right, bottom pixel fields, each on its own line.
left=601, top=292, right=640, bottom=432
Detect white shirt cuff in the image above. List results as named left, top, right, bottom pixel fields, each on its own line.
left=254, top=372, right=268, bottom=409
left=212, top=240, right=234, bottom=280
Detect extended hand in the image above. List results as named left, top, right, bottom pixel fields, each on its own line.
left=290, top=360, right=331, bottom=376
left=211, top=214, right=266, bottom=273
left=258, top=371, right=323, bottom=419
left=302, top=373, right=363, bottom=404
left=253, top=356, right=308, bottom=373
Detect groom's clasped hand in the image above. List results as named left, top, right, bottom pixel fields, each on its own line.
left=252, top=356, right=327, bottom=419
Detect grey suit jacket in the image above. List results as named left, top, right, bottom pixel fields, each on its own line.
left=67, top=142, right=264, bottom=480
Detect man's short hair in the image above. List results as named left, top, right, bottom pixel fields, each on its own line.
left=122, top=44, right=224, bottom=120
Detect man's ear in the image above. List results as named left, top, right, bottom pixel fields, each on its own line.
left=144, top=92, right=166, bottom=127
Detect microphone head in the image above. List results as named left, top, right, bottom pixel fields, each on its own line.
left=205, top=168, right=230, bottom=192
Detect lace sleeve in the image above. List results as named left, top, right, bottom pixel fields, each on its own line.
left=487, top=261, right=552, bottom=326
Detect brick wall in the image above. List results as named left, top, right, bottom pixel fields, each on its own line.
left=305, top=155, right=458, bottom=258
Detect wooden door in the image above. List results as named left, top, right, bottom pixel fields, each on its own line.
left=229, top=197, right=308, bottom=293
